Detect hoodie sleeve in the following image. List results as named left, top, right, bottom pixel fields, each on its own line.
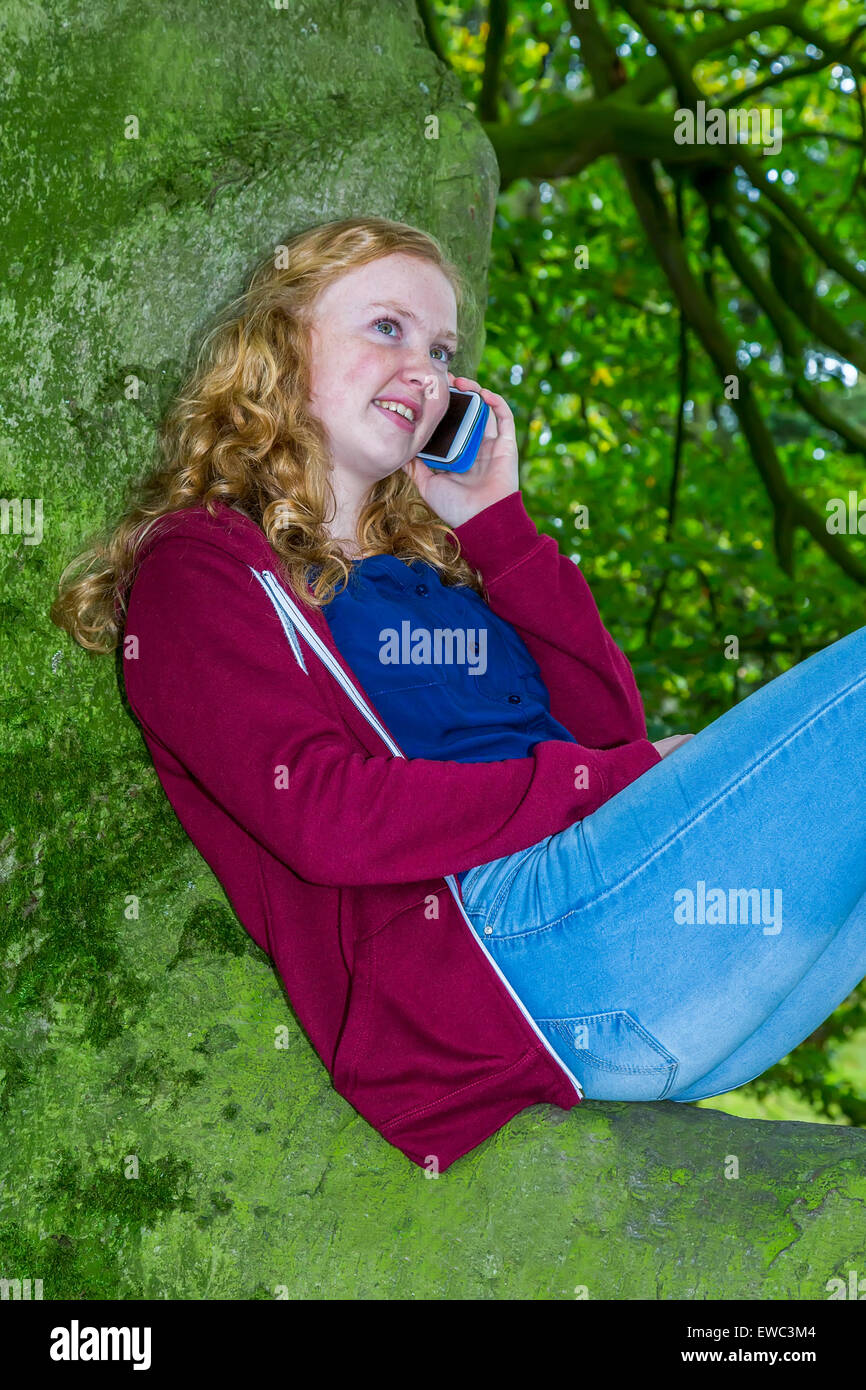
left=450, top=490, right=659, bottom=752
left=123, top=533, right=661, bottom=889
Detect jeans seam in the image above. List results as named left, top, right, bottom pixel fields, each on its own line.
left=497, top=660, right=866, bottom=942
left=479, top=845, right=539, bottom=929
left=537, top=1010, right=678, bottom=1075
left=538, top=1011, right=680, bottom=1100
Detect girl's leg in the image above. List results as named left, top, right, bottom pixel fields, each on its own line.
left=669, top=881, right=866, bottom=1100
left=459, top=624, right=866, bottom=1101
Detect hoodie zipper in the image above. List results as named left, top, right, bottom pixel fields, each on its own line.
left=249, top=566, right=584, bottom=1103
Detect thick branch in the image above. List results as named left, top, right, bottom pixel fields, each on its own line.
left=479, top=0, right=510, bottom=123
left=414, top=0, right=450, bottom=69
left=566, top=0, right=627, bottom=94
left=483, top=97, right=737, bottom=186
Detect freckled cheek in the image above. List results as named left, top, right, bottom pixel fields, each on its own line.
left=342, top=347, right=392, bottom=400
left=314, top=332, right=376, bottom=380
left=359, top=345, right=391, bottom=376
left=309, top=340, right=342, bottom=410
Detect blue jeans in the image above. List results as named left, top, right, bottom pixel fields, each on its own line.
left=458, top=623, right=866, bottom=1102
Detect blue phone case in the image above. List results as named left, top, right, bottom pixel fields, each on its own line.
left=418, top=399, right=489, bottom=473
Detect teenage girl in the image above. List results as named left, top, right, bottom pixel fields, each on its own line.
left=52, top=215, right=866, bottom=1118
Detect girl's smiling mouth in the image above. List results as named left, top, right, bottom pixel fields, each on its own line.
left=373, top=397, right=420, bottom=432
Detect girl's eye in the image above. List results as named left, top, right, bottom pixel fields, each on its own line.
left=373, top=317, right=455, bottom=364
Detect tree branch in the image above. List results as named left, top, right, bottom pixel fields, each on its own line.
left=414, top=0, right=450, bottom=69
left=627, top=6, right=864, bottom=107
left=761, top=204, right=866, bottom=374
left=483, top=96, right=736, bottom=186
left=836, top=65, right=866, bottom=215
left=619, top=0, right=866, bottom=307
left=705, top=193, right=866, bottom=452
left=715, top=53, right=848, bottom=108
left=565, top=1, right=866, bottom=585
left=645, top=0, right=738, bottom=11
left=619, top=0, right=702, bottom=108
left=737, top=151, right=866, bottom=299
left=783, top=128, right=865, bottom=148
left=479, top=0, right=510, bottom=124
left=647, top=179, right=702, bottom=645
left=781, top=9, right=866, bottom=74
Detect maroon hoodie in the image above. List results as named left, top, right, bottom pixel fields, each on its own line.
left=121, top=489, right=661, bottom=1171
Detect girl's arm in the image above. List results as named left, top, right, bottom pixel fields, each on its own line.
left=450, top=489, right=655, bottom=751
left=123, top=534, right=660, bottom=888
left=406, top=374, right=655, bottom=752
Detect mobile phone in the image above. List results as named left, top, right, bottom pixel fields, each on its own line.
left=416, top=387, right=490, bottom=473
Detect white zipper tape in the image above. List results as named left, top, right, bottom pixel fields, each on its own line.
left=249, top=565, right=584, bottom=1102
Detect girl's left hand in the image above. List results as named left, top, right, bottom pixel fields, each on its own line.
left=652, top=733, right=696, bottom=759
left=402, top=373, right=520, bottom=529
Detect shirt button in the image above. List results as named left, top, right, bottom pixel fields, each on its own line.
left=484, top=925, right=494, bottom=935
left=507, top=693, right=521, bottom=704
left=415, top=583, right=429, bottom=596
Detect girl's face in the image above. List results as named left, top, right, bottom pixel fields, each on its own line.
left=306, top=252, right=458, bottom=488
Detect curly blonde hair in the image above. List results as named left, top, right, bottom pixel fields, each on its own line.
left=50, top=216, right=489, bottom=654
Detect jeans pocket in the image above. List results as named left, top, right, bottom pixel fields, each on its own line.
left=458, top=844, right=539, bottom=934
left=535, top=1009, right=679, bottom=1101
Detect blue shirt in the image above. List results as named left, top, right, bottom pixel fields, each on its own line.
left=316, top=554, right=578, bottom=764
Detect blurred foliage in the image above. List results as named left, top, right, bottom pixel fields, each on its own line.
left=427, top=0, right=866, bottom=1124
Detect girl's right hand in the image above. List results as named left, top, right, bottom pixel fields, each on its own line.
left=652, top=733, right=695, bottom=758
left=402, top=372, right=520, bottom=530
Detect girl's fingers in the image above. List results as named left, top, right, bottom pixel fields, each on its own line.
left=449, top=375, right=516, bottom=441
left=450, top=374, right=500, bottom=404
left=452, top=375, right=509, bottom=410
left=452, top=373, right=487, bottom=396
left=451, top=373, right=481, bottom=393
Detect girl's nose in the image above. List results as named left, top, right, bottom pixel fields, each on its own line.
left=400, top=353, right=441, bottom=401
